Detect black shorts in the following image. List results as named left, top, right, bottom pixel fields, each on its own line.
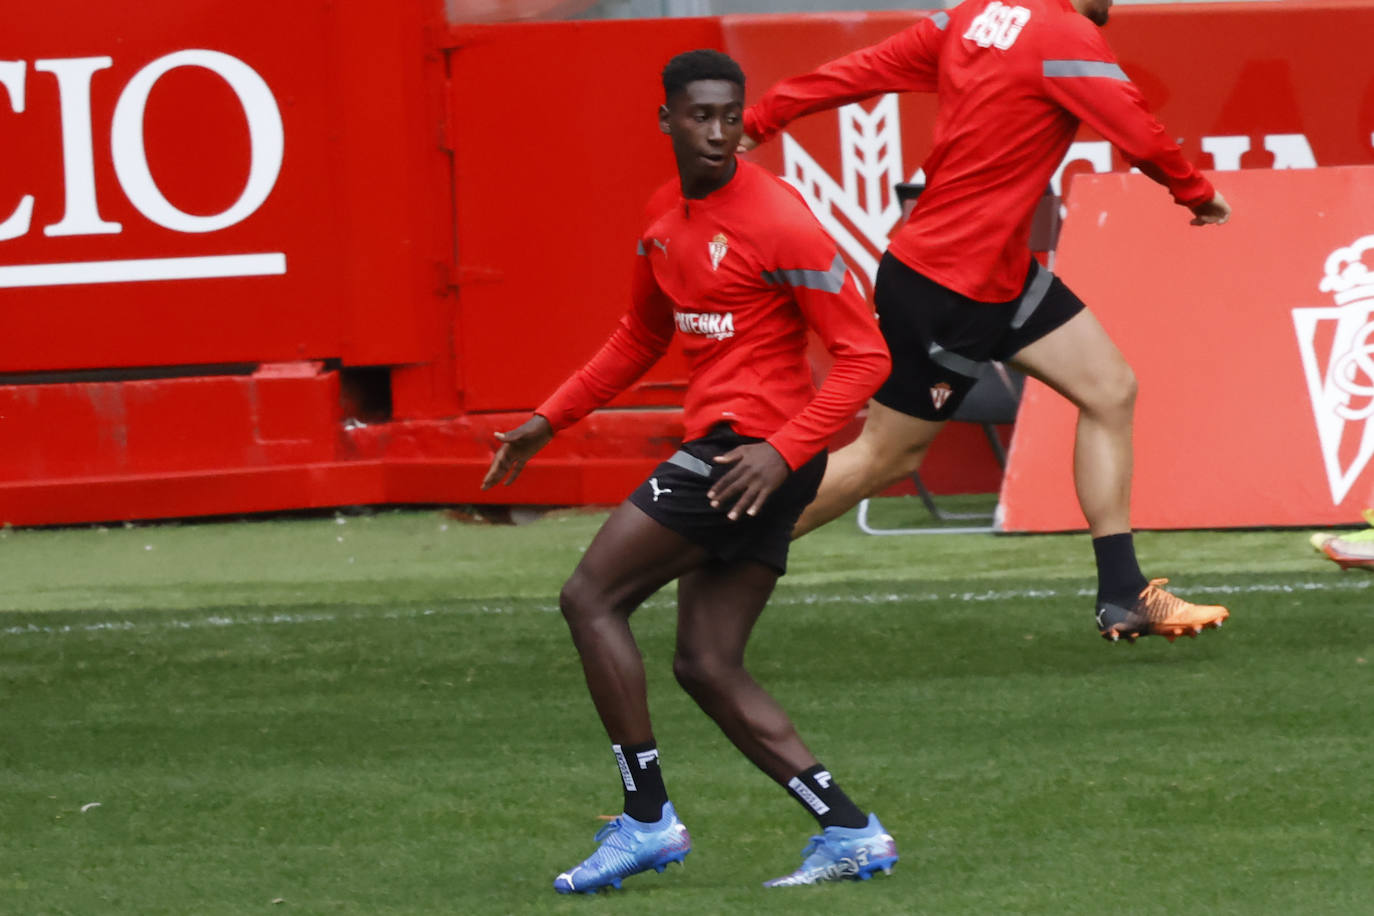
left=872, top=253, right=1085, bottom=421
left=628, top=425, right=826, bottom=576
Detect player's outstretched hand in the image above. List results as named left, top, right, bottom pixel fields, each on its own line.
left=708, top=442, right=789, bottom=521
left=481, top=415, right=554, bottom=490
left=1189, top=191, right=1231, bottom=226
left=736, top=134, right=758, bottom=154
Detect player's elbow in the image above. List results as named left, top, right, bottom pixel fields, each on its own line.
left=859, top=345, right=892, bottom=396
left=827, top=338, right=891, bottom=398
left=873, top=345, right=892, bottom=378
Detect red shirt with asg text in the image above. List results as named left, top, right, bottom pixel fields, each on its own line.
left=744, top=0, right=1215, bottom=302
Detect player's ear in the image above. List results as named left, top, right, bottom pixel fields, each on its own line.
left=659, top=104, right=671, bottom=135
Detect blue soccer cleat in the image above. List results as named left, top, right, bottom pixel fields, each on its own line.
left=763, top=813, right=898, bottom=887
left=552, top=802, right=692, bottom=894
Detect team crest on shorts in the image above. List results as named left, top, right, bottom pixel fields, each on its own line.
left=709, top=233, right=729, bottom=271
left=930, top=382, right=953, bottom=410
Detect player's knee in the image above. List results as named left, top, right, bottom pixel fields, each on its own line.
left=1121, top=365, right=1139, bottom=407
left=869, top=439, right=929, bottom=493
left=1095, top=362, right=1137, bottom=415
left=672, top=651, right=737, bottom=697
left=671, top=652, right=707, bottom=694
left=891, top=439, right=930, bottom=478
left=559, top=570, right=602, bottom=628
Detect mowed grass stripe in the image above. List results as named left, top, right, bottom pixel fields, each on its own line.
left=5, top=576, right=1370, bottom=639
left=2, top=510, right=1372, bottom=914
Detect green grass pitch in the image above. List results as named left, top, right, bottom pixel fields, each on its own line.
left=2, top=504, right=1372, bottom=915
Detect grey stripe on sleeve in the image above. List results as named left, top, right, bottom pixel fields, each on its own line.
left=668, top=450, right=713, bottom=478
left=761, top=252, right=848, bottom=293
left=927, top=343, right=986, bottom=379
left=1010, top=262, right=1054, bottom=330
left=1043, top=59, right=1129, bottom=81
left=636, top=240, right=647, bottom=255
left=930, top=10, right=949, bottom=29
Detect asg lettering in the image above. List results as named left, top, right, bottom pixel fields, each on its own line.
left=0, top=50, right=285, bottom=287
left=964, top=2, right=1031, bottom=50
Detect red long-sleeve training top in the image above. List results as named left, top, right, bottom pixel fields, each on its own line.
left=536, top=160, right=891, bottom=470
left=744, top=0, right=1215, bottom=302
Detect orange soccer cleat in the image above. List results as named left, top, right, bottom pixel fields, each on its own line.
left=1095, top=578, right=1230, bottom=644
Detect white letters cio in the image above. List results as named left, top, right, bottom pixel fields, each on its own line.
left=0, top=50, right=283, bottom=241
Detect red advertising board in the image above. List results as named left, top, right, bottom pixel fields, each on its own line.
left=1, top=0, right=450, bottom=372
left=3, top=1, right=1374, bottom=525
left=1001, top=165, right=1374, bottom=531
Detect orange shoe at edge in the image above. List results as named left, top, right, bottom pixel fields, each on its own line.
left=1096, top=578, right=1230, bottom=644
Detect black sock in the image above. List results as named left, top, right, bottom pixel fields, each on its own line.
left=786, top=764, right=868, bottom=829
left=613, top=741, right=668, bottom=823
left=1093, top=533, right=1148, bottom=606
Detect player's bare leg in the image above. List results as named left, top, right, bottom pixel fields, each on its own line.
left=560, top=501, right=708, bottom=743
left=674, top=558, right=896, bottom=885
left=553, top=502, right=705, bottom=894
left=1009, top=308, right=1228, bottom=641
left=792, top=400, right=945, bottom=538
left=1008, top=308, right=1135, bottom=537
left=672, top=559, right=816, bottom=780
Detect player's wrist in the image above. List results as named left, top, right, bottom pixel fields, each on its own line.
left=763, top=436, right=806, bottom=472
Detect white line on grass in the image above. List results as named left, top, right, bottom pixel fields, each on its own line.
left=775, top=578, right=1374, bottom=606
left=3, top=578, right=1368, bottom=639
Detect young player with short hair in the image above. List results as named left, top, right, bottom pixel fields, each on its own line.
left=482, top=49, right=896, bottom=893
left=740, top=0, right=1233, bottom=642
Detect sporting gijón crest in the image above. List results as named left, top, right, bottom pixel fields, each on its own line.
left=709, top=233, right=729, bottom=271
left=1293, top=234, right=1374, bottom=504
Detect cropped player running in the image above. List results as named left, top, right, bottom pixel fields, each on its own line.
left=1313, top=508, right=1374, bottom=571
left=482, top=50, right=896, bottom=892
left=740, top=0, right=1231, bottom=643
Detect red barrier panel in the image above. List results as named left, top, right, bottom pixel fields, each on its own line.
left=1001, top=165, right=1374, bottom=532
left=1, top=0, right=451, bottom=373
left=3, top=2, right=1373, bottom=525
left=445, top=17, right=723, bottom=412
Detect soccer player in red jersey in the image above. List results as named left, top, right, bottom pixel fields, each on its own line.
left=741, top=0, right=1233, bottom=643
left=482, top=51, right=896, bottom=892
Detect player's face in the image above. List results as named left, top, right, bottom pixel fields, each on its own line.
left=659, top=79, right=744, bottom=197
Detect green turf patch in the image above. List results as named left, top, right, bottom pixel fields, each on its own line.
left=2, top=509, right=1371, bottom=914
